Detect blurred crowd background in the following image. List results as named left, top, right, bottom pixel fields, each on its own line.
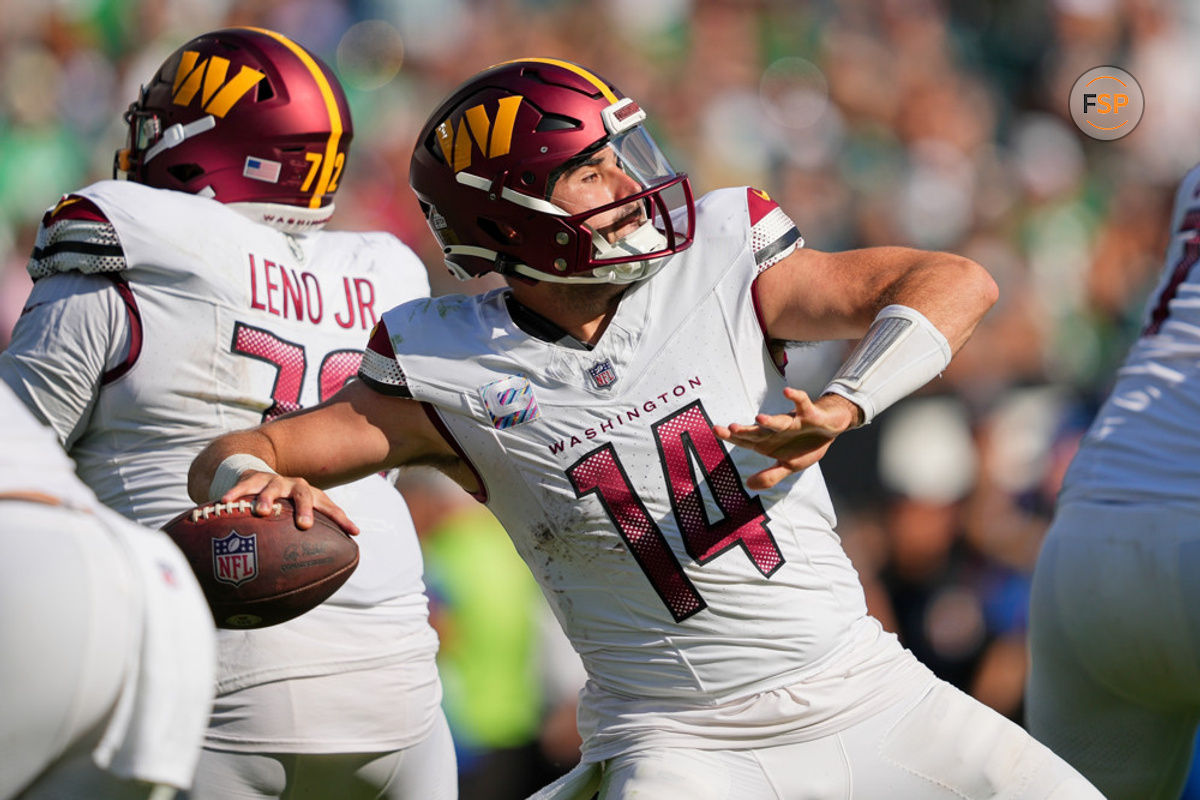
left=3, top=0, right=1200, bottom=797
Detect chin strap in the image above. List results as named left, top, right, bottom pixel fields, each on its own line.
left=446, top=221, right=673, bottom=284
left=586, top=221, right=669, bottom=283
left=142, top=116, right=217, bottom=165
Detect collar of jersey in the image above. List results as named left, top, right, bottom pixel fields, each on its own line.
left=504, top=292, right=595, bottom=351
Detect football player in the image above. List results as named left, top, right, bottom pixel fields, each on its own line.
left=0, top=28, right=455, bottom=800
left=1026, top=163, right=1200, bottom=799
left=0, top=381, right=215, bottom=799
left=189, top=59, right=1102, bottom=798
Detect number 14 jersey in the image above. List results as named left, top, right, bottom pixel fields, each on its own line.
left=361, top=187, right=885, bottom=710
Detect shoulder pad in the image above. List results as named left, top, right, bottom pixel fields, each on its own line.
left=358, top=320, right=412, bottom=397
left=28, top=194, right=125, bottom=280
left=745, top=187, right=803, bottom=272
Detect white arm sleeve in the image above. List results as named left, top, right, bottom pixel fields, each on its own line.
left=820, top=304, right=952, bottom=426
left=0, top=273, right=132, bottom=448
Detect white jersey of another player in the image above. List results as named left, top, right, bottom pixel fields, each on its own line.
left=0, top=179, right=441, bottom=751
left=0, top=380, right=97, bottom=507
left=1059, top=164, right=1200, bottom=506
left=0, top=381, right=215, bottom=798
left=1027, top=165, right=1200, bottom=799
left=362, top=187, right=929, bottom=760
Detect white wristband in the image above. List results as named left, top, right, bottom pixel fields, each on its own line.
left=208, top=454, right=276, bottom=501
left=821, top=304, right=952, bottom=426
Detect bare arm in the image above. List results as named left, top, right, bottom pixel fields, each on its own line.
left=716, top=245, right=997, bottom=489
left=754, top=245, right=997, bottom=350
left=188, top=380, right=457, bottom=530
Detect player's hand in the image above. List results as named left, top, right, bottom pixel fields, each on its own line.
left=219, top=470, right=359, bottom=535
left=713, top=387, right=861, bottom=490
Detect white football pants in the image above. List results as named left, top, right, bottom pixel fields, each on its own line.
left=1028, top=500, right=1200, bottom=800
left=184, top=708, right=456, bottom=800
left=0, top=500, right=215, bottom=800
left=533, top=674, right=1101, bottom=799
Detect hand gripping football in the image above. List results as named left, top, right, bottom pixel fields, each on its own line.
left=162, top=498, right=359, bottom=629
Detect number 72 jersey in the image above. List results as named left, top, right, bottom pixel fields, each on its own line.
left=365, top=187, right=872, bottom=703
left=2, top=179, right=432, bottom=608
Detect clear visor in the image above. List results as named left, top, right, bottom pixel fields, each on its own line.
left=610, top=126, right=677, bottom=189
left=567, top=127, right=692, bottom=268
left=129, top=111, right=162, bottom=151
left=113, top=102, right=161, bottom=178
left=544, top=126, right=696, bottom=280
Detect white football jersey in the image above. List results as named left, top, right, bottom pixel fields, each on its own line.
left=1060, top=163, right=1200, bottom=506
left=362, top=187, right=874, bottom=704
left=1, top=180, right=439, bottom=698
left=0, top=380, right=99, bottom=508
left=0, top=380, right=217, bottom=791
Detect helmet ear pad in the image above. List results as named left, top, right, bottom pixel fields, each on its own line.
left=409, top=59, right=695, bottom=283
left=117, top=27, right=352, bottom=214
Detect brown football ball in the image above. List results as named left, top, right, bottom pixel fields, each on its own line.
left=162, top=498, right=359, bottom=629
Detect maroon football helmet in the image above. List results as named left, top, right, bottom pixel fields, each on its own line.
left=114, top=27, right=352, bottom=231
left=410, top=58, right=695, bottom=283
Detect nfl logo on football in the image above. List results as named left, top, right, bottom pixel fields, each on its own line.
left=213, top=530, right=258, bottom=586
left=588, top=359, right=617, bottom=388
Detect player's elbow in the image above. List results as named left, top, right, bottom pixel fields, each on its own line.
left=947, top=253, right=999, bottom=319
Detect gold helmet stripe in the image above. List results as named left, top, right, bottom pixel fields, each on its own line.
left=494, top=58, right=619, bottom=104
left=240, top=27, right=345, bottom=209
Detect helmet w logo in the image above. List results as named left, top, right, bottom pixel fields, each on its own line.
left=172, top=50, right=265, bottom=118
left=435, top=96, right=523, bottom=173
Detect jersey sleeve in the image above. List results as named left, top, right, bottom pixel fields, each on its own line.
left=746, top=187, right=803, bottom=274
left=357, top=320, right=413, bottom=398
left=0, top=272, right=136, bottom=447
left=28, top=195, right=127, bottom=279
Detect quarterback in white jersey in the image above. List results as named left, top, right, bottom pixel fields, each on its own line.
left=0, top=381, right=215, bottom=799
left=0, top=28, right=454, bottom=800
left=1027, top=162, right=1200, bottom=799
left=191, top=59, right=1102, bottom=798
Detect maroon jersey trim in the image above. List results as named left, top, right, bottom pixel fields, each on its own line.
left=750, top=277, right=788, bottom=376
left=100, top=274, right=143, bottom=384
left=44, top=195, right=107, bottom=224
left=420, top=402, right=488, bottom=504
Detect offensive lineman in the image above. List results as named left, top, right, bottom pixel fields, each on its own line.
left=189, top=59, right=1103, bottom=798
left=1026, top=163, right=1200, bottom=799
left=0, top=28, right=455, bottom=800
left=0, top=380, right=215, bottom=799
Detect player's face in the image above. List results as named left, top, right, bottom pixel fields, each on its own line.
left=550, top=145, right=645, bottom=244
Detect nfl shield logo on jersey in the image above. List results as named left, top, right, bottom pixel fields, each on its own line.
left=480, top=375, right=541, bottom=429
left=587, top=359, right=617, bottom=388
left=212, top=530, right=258, bottom=587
